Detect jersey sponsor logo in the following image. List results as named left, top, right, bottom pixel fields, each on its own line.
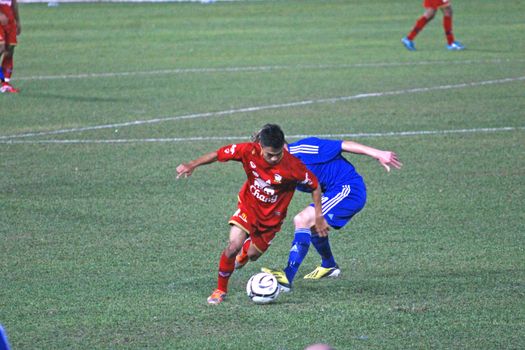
left=252, top=171, right=260, bottom=178
left=264, top=187, right=275, bottom=196
left=250, top=161, right=257, bottom=169
left=250, top=178, right=278, bottom=203
left=224, top=144, right=237, bottom=154
left=254, top=177, right=268, bottom=189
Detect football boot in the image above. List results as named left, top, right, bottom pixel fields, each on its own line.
left=303, top=265, right=341, bottom=280
left=207, top=289, right=226, bottom=305
left=261, top=267, right=291, bottom=292
left=446, top=41, right=465, bottom=51
left=0, top=82, right=20, bottom=94
left=401, top=37, right=416, bottom=51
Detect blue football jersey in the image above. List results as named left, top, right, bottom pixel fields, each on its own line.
left=288, top=137, right=362, bottom=192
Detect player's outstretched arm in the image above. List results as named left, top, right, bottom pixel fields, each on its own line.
left=341, top=141, right=402, bottom=172
left=176, top=151, right=218, bottom=178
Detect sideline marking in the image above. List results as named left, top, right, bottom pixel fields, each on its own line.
left=15, top=59, right=525, bottom=81
left=1, top=76, right=524, bottom=141
left=1, top=127, right=523, bottom=144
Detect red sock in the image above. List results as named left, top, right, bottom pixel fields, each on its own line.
left=217, top=252, right=235, bottom=293
left=443, top=15, right=455, bottom=45
left=235, top=238, right=251, bottom=266
left=407, top=16, right=428, bottom=41
left=241, top=238, right=251, bottom=256
left=2, top=55, right=13, bottom=81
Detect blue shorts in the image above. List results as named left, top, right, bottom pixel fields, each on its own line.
left=310, top=181, right=367, bottom=230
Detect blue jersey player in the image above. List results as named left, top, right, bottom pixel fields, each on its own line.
left=261, top=137, right=402, bottom=291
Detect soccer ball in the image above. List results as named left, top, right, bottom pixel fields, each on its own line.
left=246, top=272, right=280, bottom=304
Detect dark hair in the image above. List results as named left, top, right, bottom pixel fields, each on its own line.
left=253, top=124, right=285, bottom=149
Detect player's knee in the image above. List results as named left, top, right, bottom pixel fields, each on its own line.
left=224, top=242, right=241, bottom=258
left=293, top=211, right=313, bottom=228
left=293, top=214, right=303, bottom=227
left=424, top=9, right=436, bottom=20
left=2, top=45, right=14, bottom=58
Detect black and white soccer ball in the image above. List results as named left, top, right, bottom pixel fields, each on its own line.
left=246, top=272, right=280, bottom=304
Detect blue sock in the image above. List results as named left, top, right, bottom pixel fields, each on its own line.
left=0, top=69, right=4, bottom=82
left=311, top=234, right=337, bottom=268
left=284, top=228, right=311, bottom=283
left=0, top=324, right=11, bottom=350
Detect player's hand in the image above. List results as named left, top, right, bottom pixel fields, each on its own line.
left=314, top=215, right=329, bottom=237
left=377, top=151, right=402, bottom=172
left=176, top=163, right=194, bottom=178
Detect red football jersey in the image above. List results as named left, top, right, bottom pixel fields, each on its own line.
left=217, top=142, right=318, bottom=225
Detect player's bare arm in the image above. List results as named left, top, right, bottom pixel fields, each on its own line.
left=341, top=141, right=402, bottom=172
left=311, top=186, right=329, bottom=237
left=176, top=151, right=218, bottom=178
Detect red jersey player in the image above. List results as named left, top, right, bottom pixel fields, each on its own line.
left=0, top=0, right=20, bottom=93
left=176, top=124, right=327, bottom=304
left=401, top=0, right=464, bottom=51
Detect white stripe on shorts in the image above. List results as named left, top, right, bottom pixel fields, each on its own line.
left=321, top=185, right=351, bottom=215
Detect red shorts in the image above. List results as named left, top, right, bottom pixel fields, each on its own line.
left=0, top=20, right=17, bottom=46
left=228, top=202, right=283, bottom=253
left=423, top=0, right=450, bottom=10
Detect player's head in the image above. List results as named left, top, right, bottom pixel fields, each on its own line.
left=255, top=124, right=285, bottom=149
left=254, top=124, right=285, bottom=165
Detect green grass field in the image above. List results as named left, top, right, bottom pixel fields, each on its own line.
left=1, top=0, right=524, bottom=348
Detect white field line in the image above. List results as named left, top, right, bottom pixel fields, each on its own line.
left=2, top=76, right=524, bottom=141
left=1, top=127, right=523, bottom=144
left=15, top=59, right=525, bottom=81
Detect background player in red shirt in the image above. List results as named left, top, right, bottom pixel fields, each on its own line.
left=0, top=0, right=21, bottom=93
left=176, top=124, right=327, bottom=304
left=402, top=0, right=464, bottom=51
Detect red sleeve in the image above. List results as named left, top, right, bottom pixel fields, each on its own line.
left=216, top=143, right=249, bottom=162
left=294, top=161, right=319, bottom=191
